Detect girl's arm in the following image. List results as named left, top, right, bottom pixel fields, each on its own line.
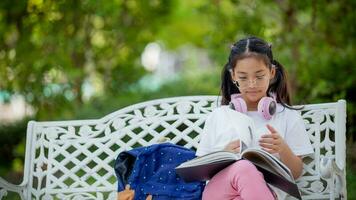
left=278, top=144, right=303, bottom=179
left=259, top=124, right=303, bottom=179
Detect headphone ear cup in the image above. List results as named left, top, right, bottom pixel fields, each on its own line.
left=230, top=94, right=248, bottom=113
left=258, top=97, right=277, bottom=120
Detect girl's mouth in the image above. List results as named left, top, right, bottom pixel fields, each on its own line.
left=246, top=90, right=260, bottom=93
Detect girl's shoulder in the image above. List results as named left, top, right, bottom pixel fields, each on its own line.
left=210, top=105, right=230, bottom=114
left=209, top=105, right=254, bottom=122
left=206, top=105, right=231, bottom=121
left=275, top=104, right=304, bottom=122
left=276, top=104, right=302, bottom=116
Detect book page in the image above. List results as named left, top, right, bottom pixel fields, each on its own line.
left=241, top=148, right=294, bottom=182
left=240, top=140, right=249, bottom=152
left=223, top=108, right=256, bottom=148
left=177, top=151, right=241, bottom=168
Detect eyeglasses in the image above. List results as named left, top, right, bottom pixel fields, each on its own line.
left=234, top=75, right=269, bottom=89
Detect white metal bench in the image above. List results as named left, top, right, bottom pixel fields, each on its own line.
left=0, top=96, right=347, bottom=199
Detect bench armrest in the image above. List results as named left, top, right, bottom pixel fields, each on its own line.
left=319, top=157, right=346, bottom=199
left=0, top=177, right=26, bottom=200
left=320, top=157, right=344, bottom=178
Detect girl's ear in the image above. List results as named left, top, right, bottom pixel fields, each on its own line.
left=229, top=68, right=237, bottom=82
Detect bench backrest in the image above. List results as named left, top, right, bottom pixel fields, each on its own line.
left=23, top=96, right=346, bottom=199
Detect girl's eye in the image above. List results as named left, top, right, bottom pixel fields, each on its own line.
left=257, top=75, right=265, bottom=79
left=238, top=77, right=247, bottom=80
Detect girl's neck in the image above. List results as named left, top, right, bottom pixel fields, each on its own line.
left=246, top=102, right=258, bottom=111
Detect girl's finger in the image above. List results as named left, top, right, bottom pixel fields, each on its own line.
left=259, top=142, right=274, bottom=149
left=261, top=134, right=279, bottom=139
left=261, top=147, right=275, bottom=154
left=235, top=141, right=241, bottom=147
left=266, top=124, right=277, bottom=134
left=228, top=140, right=240, bottom=146
left=259, top=138, right=274, bottom=144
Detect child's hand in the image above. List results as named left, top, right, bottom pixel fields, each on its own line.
left=117, top=185, right=152, bottom=200
left=259, top=124, right=287, bottom=154
left=117, top=185, right=135, bottom=200
left=224, top=139, right=240, bottom=153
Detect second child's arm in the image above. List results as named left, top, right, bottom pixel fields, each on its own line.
left=258, top=124, right=303, bottom=179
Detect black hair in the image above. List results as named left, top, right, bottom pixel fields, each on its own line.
left=220, top=36, right=295, bottom=109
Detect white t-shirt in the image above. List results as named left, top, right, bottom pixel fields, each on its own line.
left=196, top=104, right=314, bottom=199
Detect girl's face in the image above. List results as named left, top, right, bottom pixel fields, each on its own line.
left=231, top=57, right=275, bottom=105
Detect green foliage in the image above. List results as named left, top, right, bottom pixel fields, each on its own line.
left=0, top=118, right=28, bottom=183
left=347, top=142, right=356, bottom=198
left=71, top=69, right=220, bottom=120
left=0, top=0, right=176, bottom=119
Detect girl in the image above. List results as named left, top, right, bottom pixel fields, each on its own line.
left=196, top=36, right=313, bottom=200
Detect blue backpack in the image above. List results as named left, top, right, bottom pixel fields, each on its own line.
left=114, top=143, right=205, bottom=200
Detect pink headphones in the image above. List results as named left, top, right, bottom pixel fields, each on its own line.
left=229, top=93, right=277, bottom=120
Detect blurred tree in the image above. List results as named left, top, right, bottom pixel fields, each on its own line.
left=0, top=0, right=176, bottom=119
left=2, top=0, right=354, bottom=122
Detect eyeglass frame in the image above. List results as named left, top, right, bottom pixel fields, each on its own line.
left=232, top=75, right=270, bottom=89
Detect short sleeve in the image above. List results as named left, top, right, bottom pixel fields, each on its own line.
left=284, top=111, right=314, bottom=156
left=196, top=113, right=216, bottom=157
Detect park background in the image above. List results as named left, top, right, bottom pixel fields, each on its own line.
left=0, top=0, right=355, bottom=199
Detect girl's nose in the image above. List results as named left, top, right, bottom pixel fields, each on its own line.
left=247, top=79, right=257, bottom=87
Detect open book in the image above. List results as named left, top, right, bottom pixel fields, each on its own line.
left=176, top=141, right=302, bottom=199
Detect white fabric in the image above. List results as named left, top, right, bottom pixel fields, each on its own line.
left=196, top=106, right=257, bottom=156
left=196, top=104, right=313, bottom=156
left=196, top=104, right=314, bottom=199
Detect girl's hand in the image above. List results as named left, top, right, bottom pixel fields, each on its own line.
left=259, top=124, right=287, bottom=154
left=224, top=139, right=240, bottom=153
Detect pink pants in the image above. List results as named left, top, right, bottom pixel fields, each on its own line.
left=202, top=160, right=276, bottom=200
